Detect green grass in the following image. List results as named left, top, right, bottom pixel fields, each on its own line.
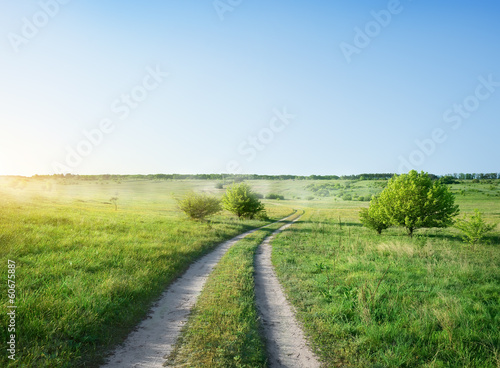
left=166, top=213, right=301, bottom=368
left=0, top=179, right=294, bottom=367
left=271, top=209, right=500, bottom=367
left=2, top=176, right=498, bottom=367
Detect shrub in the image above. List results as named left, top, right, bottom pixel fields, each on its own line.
left=454, top=209, right=496, bottom=246
left=222, top=183, right=265, bottom=219
left=177, top=192, right=222, bottom=220
left=255, top=210, right=270, bottom=221
left=266, top=193, right=284, bottom=200
left=439, top=175, right=458, bottom=184
left=376, top=170, right=459, bottom=236
left=342, top=194, right=352, bottom=201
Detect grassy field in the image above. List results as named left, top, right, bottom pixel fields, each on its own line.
left=270, top=183, right=500, bottom=367
left=0, top=177, right=294, bottom=367
left=1, top=176, right=499, bottom=367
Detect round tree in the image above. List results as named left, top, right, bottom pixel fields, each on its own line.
left=222, top=182, right=265, bottom=219
left=377, top=170, right=459, bottom=236
left=177, top=191, right=222, bottom=220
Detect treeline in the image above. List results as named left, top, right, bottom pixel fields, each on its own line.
left=30, top=173, right=396, bottom=181
left=444, top=173, right=500, bottom=180
left=26, top=172, right=500, bottom=181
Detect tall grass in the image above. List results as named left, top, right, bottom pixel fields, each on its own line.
left=272, top=210, right=500, bottom=367
left=0, top=183, right=293, bottom=367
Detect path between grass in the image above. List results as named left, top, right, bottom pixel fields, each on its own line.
left=255, top=214, right=321, bottom=368
left=101, top=213, right=297, bottom=368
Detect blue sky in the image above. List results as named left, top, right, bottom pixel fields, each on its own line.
left=1, top=0, right=499, bottom=176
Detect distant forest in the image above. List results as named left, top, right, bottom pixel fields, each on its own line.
left=18, top=172, right=500, bottom=181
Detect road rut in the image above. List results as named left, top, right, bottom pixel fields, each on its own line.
left=255, top=216, right=321, bottom=368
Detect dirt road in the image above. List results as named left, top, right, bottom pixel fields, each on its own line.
left=101, top=215, right=298, bottom=367
left=102, top=228, right=263, bottom=367
left=254, top=216, right=321, bottom=367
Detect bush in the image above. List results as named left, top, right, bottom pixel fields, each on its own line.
left=454, top=209, right=496, bottom=246
left=255, top=210, right=270, bottom=221
left=222, top=183, right=265, bottom=219
left=376, top=170, right=459, bottom=236
left=215, top=182, right=224, bottom=189
left=266, top=193, right=284, bottom=200
left=439, top=176, right=458, bottom=184
left=177, top=192, right=222, bottom=220
left=342, top=194, right=352, bottom=201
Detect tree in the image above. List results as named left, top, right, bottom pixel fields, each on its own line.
left=454, top=209, right=496, bottom=246
left=177, top=191, right=222, bottom=220
left=359, top=196, right=390, bottom=234
left=439, top=175, right=458, bottom=184
left=222, top=182, right=265, bottom=219
left=110, top=197, right=118, bottom=211
left=376, top=170, right=459, bottom=236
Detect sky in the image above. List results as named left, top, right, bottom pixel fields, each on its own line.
left=0, top=0, right=499, bottom=177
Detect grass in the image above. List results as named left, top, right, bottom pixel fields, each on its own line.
left=271, top=209, right=500, bottom=367
left=2, top=176, right=498, bottom=367
left=166, top=213, right=301, bottom=368
left=0, top=179, right=294, bottom=367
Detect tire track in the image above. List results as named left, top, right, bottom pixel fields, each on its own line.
left=255, top=215, right=321, bottom=368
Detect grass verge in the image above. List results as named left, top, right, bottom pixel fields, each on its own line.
left=272, top=210, right=500, bottom=367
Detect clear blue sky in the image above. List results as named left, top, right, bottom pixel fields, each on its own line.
left=1, top=0, right=499, bottom=176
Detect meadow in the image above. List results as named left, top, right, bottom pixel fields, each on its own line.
left=1, top=176, right=499, bottom=367
left=0, top=177, right=293, bottom=367
left=270, top=180, right=500, bottom=367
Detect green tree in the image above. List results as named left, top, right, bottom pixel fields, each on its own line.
left=454, top=209, right=496, bottom=246
left=377, top=170, right=459, bottom=236
left=177, top=191, right=222, bottom=220
left=222, top=182, right=265, bottom=219
left=359, top=196, right=390, bottom=234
